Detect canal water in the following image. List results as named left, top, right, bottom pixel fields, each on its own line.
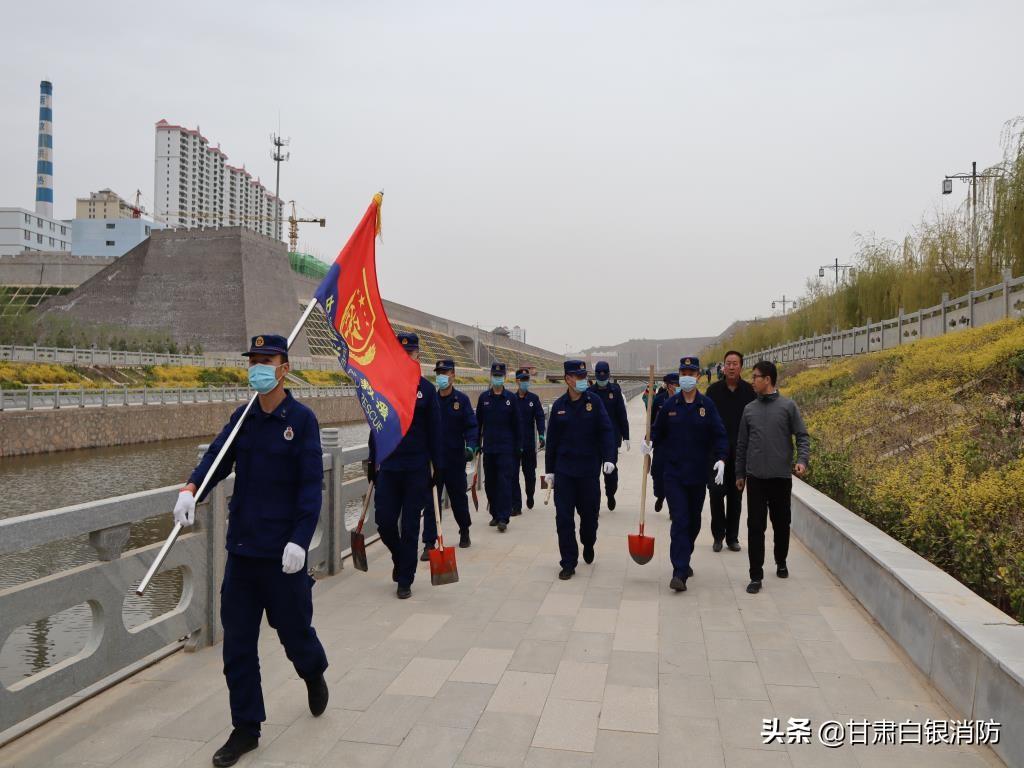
left=0, top=420, right=370, bottom=687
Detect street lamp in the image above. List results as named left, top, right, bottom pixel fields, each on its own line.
left=819, top=258, right=856, bottom=332
left=943, top=160, right=1004, bottom=291
left=772, top=295, right=797, bottom=314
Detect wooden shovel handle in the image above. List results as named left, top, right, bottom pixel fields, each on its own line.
left=639, top=365, right=656, bottom=528
left=355, top=481, right=375, bottom=535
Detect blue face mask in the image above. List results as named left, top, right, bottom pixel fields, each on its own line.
left=574, top=378, right=589, bottom=393
left=491, top=376, right=505, bottom=388
left=518, top=381, right=530, bottom=392
left=248, top=363, right=281, bottom=394
left=679, top=375, right=698, bottom=392
left=595, top=378, right=608, bottom=388
left=436, top=374, right=450, bottom=389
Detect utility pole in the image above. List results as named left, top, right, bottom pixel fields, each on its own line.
left=271, top=132, right=290, bottom=242
left=771, top=295, right=797, bottom=314
left=943, top=161, right=1003, bottom=291
left=819, top=258, right=855, bottom=331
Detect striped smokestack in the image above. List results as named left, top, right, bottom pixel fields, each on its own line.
left=35, top=80, right=54, bottom=218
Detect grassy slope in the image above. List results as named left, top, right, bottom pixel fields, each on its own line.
left=781, top=318, right=1024, bottom=620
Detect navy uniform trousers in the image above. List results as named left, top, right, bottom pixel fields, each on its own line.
left=554, top=473, right=601, bottom=570
left=423, top=464, right=472, bottom=545
left=513, top=449, right=539, bottom=512
left=375, top=466, right=429, bottom=586
left=484, top=452, right=516, bottom=524
left=651, top=449, right=665, bottom=500
left=603, top=449, right=619, bottom=501
left=665, top=482, right=706, bottom=580
left=221, top=553, right=328, bottom=736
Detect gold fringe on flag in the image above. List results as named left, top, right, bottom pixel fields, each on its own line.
left=373, top=192, right=383, bottom=237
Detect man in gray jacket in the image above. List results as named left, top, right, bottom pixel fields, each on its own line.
left=735, top=360, right=810, bottom=594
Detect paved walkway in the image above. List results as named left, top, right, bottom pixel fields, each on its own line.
left=0, top=398, right=1002, bottom=768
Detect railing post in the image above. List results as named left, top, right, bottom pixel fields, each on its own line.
left=941, top=292, right=950, bottom=334
left=27, top=385, right=33, bottom=411
left=1004, top=269, right=1013, bottom=318
left=321, top=431, right=345, bottom=576
left=79, top=385, right=85, bottom=408
left=968, top=290, right=975, bottom=328
left=123, top=385, right=128, bottom=406
left=54, top=385, right=60, bottom=410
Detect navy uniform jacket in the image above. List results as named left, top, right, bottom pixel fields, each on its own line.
left=438, top=387, right=479, bottom=464
left=544, top=390, right=616, bottom=478
left=650, top=391, right=729, bottom=485
left=369, top=377, right=444, bottom=472
left=650, top=387, right=670, bottom=426
left=477, top=387, right=521, bottom=455
left=190, top=390, right=323, bottom=559
left=515, top=390, right=546, bottom=451
left=591, top=382, right=630, bottom=445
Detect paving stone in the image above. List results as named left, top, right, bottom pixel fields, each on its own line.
left=598, top=685, right=658, bottom=734
left=341, top=694, right=432, bottom=746
left=606, top=650, right=659, bottom=688
left=538, top=592, right=583, bottom=617
left=385, top=657, right=459, bottom=697
left=416, top=681, right=496, bottom=730
left=563, top=632, right=614, bottom=664
left=388, top=723, right=470, bottom=768
left=388, top=613, right=452, bottom=642
left=592, top=730, right=658, bottom=768
left=459, top=712, right=540, bottom=768
left=450, top=648, right=515, bottom=685
left=259, top=708, right=359, bottom=764
left=509, top=639, right=567, bottom=674
left=486, top=671, right=554, bottom=716
left=533, top=698, right=601, bottom=752
left=572, top=608, right=618, bottom=634
left=550, top=660, right=608, bottom=702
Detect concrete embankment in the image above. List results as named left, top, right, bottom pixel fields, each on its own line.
left=0, top=385, right=568, bottom=457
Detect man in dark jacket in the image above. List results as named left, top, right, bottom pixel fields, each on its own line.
left=590, top=361, right=630, bottom=510
left=644, top=357, right=728, bottom=592
left=477, top=362, right=521, bottom=532
left=704, top=350, right=756, bottom=553
left=367, top=332, right=443, bottom=600
left=544, top=360, right=616, bottom=579
left=650, top=372, right=678, bottom=512
left=174, top=333, right=329, bottom=767
left=512, top=367, right=545, bottom=515
left=736, top=360, right=811, bottom=594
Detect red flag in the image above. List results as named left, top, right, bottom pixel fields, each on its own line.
left=314, top=194, right=420, bottom=464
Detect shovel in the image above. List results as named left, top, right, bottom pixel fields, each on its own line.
left=427, top=462, right=459, bottom=586
left=628, top=366, right=656, bottom=565
left=351, top=481, right=375, bottom=572
left=470, top=436, right=483, bottom=510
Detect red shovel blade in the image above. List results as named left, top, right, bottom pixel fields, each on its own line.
left=628, top=533, right=655, bottom=565
left=350, top=531, right=368, bottom=572
left=429, top=545, right=460, bottom=585
left=470, top=476, right=479, bottom=511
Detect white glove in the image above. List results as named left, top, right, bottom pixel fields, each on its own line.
left=713, top=460, right=725, bottom=486
left=602, top=462, right=616, bottom=475
left=282, top=542, right=306, bottom=574
left=640, top=440, right=654, bottom=457
left=545, top=473, right=555, bottom=488
left=624, top=440, right=631, bottom=452
left=173, top=490, right=195, bottom=527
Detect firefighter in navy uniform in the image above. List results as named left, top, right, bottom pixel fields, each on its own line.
left=649, top=372, right=678, bottom=512
left=590, top=361, right=630, bottom=510
left=421, top=358, right=478, bottom=554
left=366, top=332, right=443, bottom=600
left=544, top=360, right=616, bottom=579
left=173, top=334, right=329, bottom=768
left=476, top=362, right=521, bottom=532
left=512, top=367, right=546, bottom=515
left=643, top=357, right=728, bottom=592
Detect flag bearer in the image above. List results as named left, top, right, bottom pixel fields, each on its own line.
left=512, top=366, right=545, bottom=515
left=650, top=372, right=678, bottom=512
left=643, top=357, right=728, bottom=593
left=591, top=361, right=630, bottom=510
left=422, top=358, right=478, bottom=555
left=173, top=334, right=329, bottom=767
left=366, top=332, right=443, bottom=599
left=476, top=362, right=521, bottom=532
left=544, top=360, right=616, bottom=579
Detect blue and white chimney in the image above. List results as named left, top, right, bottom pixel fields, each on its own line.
left=35, top=80, right=54, bottom=218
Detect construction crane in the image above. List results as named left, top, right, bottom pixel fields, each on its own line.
left=288, top=201, right=325, bottom=253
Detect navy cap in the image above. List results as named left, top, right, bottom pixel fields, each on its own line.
left=434, top=358, right=455, bottom=373
left=397, top=331, right=419, bottom=351
left=515, top=367, right=530, bottom=381
left=663, top=372, right=680, bottom=384
left=594, top=361, right=610, bottom=380
left=679, top=356, right=700, bottom=372
left=490, top=362, right=507, bottom=376
left=243, top=333, right=288, bottom=357
left=564, top=359, right=587, bottom=376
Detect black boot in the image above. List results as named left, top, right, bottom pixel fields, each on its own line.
left=420, top=546, right=432, bottom=562
left=212, top=728, right=258, bottom=767
left=713, top=539, right=723, bottom=552
left=669, top=577, right=687, bottom=592
left=392, top=565, right=398, bottom=583
left=558, top=567, right=575, bottom=580
left=306, top=674, right=329, bottom=717
left=397, top=584, right=412, bottom=599
left=497, top=521, right=507, bottom=532
left=459, top=530, right=471, bottom=548
left=583, top=544, right=595, bottom=564
left=526, top=494, right=534, bottom=509
left=607, top=494, right=616, bottom=511
left=489, top=518, right=499, bottom=526
left=654, top=497, right=664, bottom=512
left=687, top=565, right=694, bottom=577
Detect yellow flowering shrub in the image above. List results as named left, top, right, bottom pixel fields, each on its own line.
left=786, top=318, right=1024, bottom=619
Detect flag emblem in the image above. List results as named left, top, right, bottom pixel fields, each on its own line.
left=338, top=270, right=377, bottom=365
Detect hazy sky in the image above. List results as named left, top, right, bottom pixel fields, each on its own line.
left=1, top=1, right=1021, bottom=353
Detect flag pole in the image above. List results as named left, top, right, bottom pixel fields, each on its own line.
left=135, top=300, right=320, bottom=595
